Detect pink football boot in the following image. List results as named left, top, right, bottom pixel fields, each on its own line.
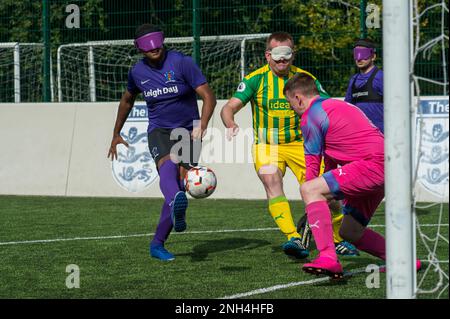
left=302, top=256, right=344, bottom=279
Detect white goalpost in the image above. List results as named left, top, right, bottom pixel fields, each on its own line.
left=383, top=0, right=416, bottom=299
left=0, top=43, right=21, bottom=103
left=0, top=43, right=51, bottom=103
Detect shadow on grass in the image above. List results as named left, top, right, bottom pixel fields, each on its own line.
left=312, top=277, right=350, bottom=287
left=415, top=205, right=449, bottom=218
left=308, top=257, right=385, bottom=287
left=269, top=244, right=312, bottom=264
left=178, top=237, right=271, bottom=262
left=342, top=257, right=383, bottom=269
left=298, top=259, right=378, bottom=288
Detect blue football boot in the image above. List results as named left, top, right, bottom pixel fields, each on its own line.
left=335, top=240, right=359, bottom=256
left=282, top=237, right=310, bottom=259
left=150, top=244, right=175, bottom=261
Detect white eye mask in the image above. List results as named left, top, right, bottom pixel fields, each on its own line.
left=270, top=46, right=293, bottom=61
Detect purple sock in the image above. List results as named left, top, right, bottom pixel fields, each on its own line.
left=151, top=202, right=172, bottom=247
left=159, top=160, right=180, bottom=205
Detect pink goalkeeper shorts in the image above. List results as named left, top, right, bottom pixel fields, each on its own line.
left=323, top=157, right=384, bottom=226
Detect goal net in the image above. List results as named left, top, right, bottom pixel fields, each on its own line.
left=0, top=43, right=46, bottom=103
left=57, top=34, right=268, bottom=102
left=412, top=0, right=449, bottom=299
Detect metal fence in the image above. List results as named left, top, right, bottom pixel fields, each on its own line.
left=56, top=34, right=269, bottom=102
left=0, top=0, right=447, bottom=102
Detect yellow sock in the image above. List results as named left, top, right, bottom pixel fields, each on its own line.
left=268, top=196, right=300, bottom=240
left=331, top=208, right=344, bottom=243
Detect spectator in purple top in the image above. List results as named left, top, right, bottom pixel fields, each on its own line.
left=344, top=38, right=384, bottom=133
left=108, top=24, right=216, bottom=261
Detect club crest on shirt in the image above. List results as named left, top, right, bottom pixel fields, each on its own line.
left=237, top=82, right=246, bottom=92
left=416, top=99, right=449, bottom=197
left=164, top=70, right=176, bottom=83
left=111, top=104, right=158, bottom=192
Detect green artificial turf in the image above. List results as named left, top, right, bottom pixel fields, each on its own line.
left=0, top=196, right=447, bottom=299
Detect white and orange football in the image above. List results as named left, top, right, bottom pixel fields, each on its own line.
left=184, top=166, right=217, bottom=199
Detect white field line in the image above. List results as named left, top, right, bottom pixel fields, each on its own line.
left=0, top=227, right=276, bottom=246
left=220, top=267, right=369, bottom=299
left=220, top=277, right=330, bottom=299
left=220, top=259, right=450, bottom=299
left=0, top=224, right=448, bottom=246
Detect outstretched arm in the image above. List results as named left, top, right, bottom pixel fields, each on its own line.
left=220, top=97, right=244, bottom=141
left=107, top=90, right=138, bottom=161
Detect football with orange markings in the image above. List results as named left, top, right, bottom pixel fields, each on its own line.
left=184, top=166, right=217, bottom=199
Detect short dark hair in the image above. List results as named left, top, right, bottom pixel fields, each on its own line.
left=135, top=24, right=162, bottom=40
left=266, top=32, right=294, bottom=50
left=354, top=38, right=376, bottom=49
left=283, top=73, right=319, bottom=97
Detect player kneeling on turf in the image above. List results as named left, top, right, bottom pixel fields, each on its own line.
left=283, top=73, right=421, bottom=279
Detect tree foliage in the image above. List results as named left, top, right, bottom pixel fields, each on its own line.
left=0, top=0, right=446, bottom=98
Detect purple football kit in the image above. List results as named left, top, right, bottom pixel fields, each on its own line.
left=127, top=50, right=207, bottom=133
left=127, top=50, right=207, bottom=251
left=345, top=66, right=384, bottom=133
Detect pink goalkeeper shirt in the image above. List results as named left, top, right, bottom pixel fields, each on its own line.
left=300, top=96, right=384, bottom=181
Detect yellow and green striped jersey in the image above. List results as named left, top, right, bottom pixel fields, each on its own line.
left=233, top=64, right=329, bottom=144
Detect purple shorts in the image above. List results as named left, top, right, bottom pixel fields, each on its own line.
left=323, top=158, right=384, bottom=226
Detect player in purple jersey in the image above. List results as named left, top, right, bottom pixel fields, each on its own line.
left=108, top=24, right=216, bottom=261
left=284, top=73, right=420, bottom=279
left=345, top=38, right=384, bottom=133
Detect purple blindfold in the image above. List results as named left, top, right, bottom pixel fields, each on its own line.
left=134, top=31, right=164, bottom=52
left=353, top=47, right=374, bottom=60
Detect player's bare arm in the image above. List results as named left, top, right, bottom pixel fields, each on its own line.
left=107, top=89, right=138, bottom=161
left=192, top=83, right=217, bottom=140
left=220, top=97, right=244, bottom=140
